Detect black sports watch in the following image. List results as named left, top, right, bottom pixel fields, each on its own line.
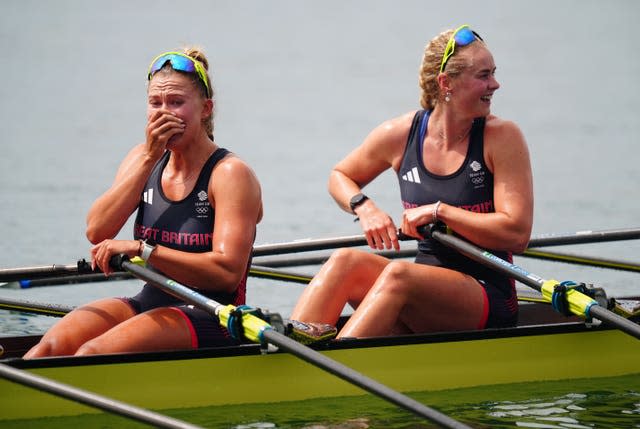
left=349, top=193, right=369, bottom=213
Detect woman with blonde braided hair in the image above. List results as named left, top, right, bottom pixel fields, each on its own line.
left=291, top=25, right=533, bottom=338
left=26, top=47, right=263, bottom=357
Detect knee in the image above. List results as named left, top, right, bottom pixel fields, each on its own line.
left=377, top=261, right=414, bottom=294
left=24, top=337, right=74, bottom=358
left=327, top=248, right=366, bottom=267
left=74, top=340, right=104, bottom=356
left=310, top=248, right=368, bottom=290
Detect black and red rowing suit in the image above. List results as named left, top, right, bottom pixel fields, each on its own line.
left=122, top=148, right=249, bottom=347
left=397, top=110, right=518, bottom=328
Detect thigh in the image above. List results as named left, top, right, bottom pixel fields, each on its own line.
left=76, top=307, right=193, bottom=355
left=290, top=248, right=391, bottom=324
left=25, top=297, right=136, bottom=358
left=397, top=263, right=488, bottom=333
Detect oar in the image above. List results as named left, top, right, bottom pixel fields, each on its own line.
left=253, top=234, right=370, bottom=256
left=0, top=363, right=204, bottom=429
left=6, top=225, right=637, bottom=284
left=252, top=227, right=640, bottom=258
left=520, top=249, right=640, bottom=273
left=253, top=248, right=417, bottom=268
left=248, top=265, right=315, bottom=284
left=0, top=297, right=74, bottom=317
left=0, top=260, right=93, bottom=282
left=0, top=266, right=309, bottom=289
left=427, top=226, right=640, bottom=340
left=256, top=249, right=640, bottom=274
left=1, top=272, right=133, bottom=289
left=110, top=254, right=471, bottom=429
left=527, top=227, right=640, bottom=248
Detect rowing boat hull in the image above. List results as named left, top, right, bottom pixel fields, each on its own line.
left=1, top=301, right=639, bottom=421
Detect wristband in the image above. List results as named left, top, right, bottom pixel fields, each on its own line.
left=432, top=200, right=442, bottom=223
left=139, top=240, right=156, bottom=261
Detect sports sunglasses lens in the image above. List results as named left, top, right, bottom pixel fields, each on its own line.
left=150, top=54, right=196, bottom=75
left=453, top=27, right=476, bottom=46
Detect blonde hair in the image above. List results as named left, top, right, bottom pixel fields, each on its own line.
left=152, top=46, right=215, bottom=140
left=418, top=28, right=484, bottom=109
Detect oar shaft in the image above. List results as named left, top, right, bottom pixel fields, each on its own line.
left=249, top=265, right=313, bottom=284
left=116, top=256, right=471, bottom=429
left=588, top=305, right=640, bottom=339
left=121, top=260, right=220, bottom=315
left=430, top=229, right=640, bottom=340
left=251, top=227, right=640, bottom=259
left=0, top=263, right=81, bottom=282
left=261, top=330, right=470, bottom=429
left=0, top=363, right=203, bottom=429
left=253, top=234, right=369, bottom=256
left=520, top=249, right=640, bottom=273
left=1, top=272, right=132, bottom=289
left=528, top=227, right=640, bottom=247
left=253, top=248, right=417, bottom=268
left=0, top=298, right=74, bottom=317
left=432, top=230, right=545, bottom=291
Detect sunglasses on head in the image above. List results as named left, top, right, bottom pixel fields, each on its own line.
left=147, top=51, right=211, bottom=98
left=439, top=25, right=483, bottom=73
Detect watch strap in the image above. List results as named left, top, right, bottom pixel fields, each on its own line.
left=349, top=193, right=369, bottom=213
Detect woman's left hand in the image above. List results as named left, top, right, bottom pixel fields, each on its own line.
left=90, top=239, right=140, bottom=275
left=400, top=203, right=438, bottom=239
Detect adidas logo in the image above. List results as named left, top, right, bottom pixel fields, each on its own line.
left=143, top=188, right=154, bottom=204
left=401, top=166, right=421, bottom=183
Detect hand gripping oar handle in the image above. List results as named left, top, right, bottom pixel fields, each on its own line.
left=426, top=225, right=640, bottom=340
left=110, top=254, right=472, bottom=429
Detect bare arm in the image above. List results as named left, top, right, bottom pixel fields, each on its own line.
left=85, top=145, right=157, bottom=243
left=86, top=109, right=184, bottom=243
left=329, top=112, right=415, bottom=250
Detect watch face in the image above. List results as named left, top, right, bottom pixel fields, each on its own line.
left=350, top=193, right=368, bottom=211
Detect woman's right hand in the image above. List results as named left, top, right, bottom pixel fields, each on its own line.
left=144, top=109, right=185, bottom=159
left=355, top=201, right=400, bottom=251
left=90, top=239, right=141, bottom=275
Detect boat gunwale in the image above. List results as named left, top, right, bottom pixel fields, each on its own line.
left=1, top=316, right=623, bottom=370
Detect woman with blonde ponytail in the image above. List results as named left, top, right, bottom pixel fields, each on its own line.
left=291, top=26, right=533, bottom=338
left=26, top=46, right=263, bottom=357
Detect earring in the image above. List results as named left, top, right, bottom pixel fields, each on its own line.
left=445, top=91, right=451, bottom=103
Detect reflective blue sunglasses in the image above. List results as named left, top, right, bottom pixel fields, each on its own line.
left=147, top=51, right=211, bottom=98
left=439, top=25, right=483, bottom=73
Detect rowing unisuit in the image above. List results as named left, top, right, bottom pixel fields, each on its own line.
left=397, top=109, right=518, bottom=328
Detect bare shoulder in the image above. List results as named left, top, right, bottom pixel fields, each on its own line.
left=367, top=110, right=418, bottom=144
left=361, top=111, right=419, bottom=168
left=483, top=115, right=530, bottom=169
left=484, top=115, right=526, bottom=145
left=114, top=143, right=151, bottom=178
left=212, top=153, right=260, bottom=184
